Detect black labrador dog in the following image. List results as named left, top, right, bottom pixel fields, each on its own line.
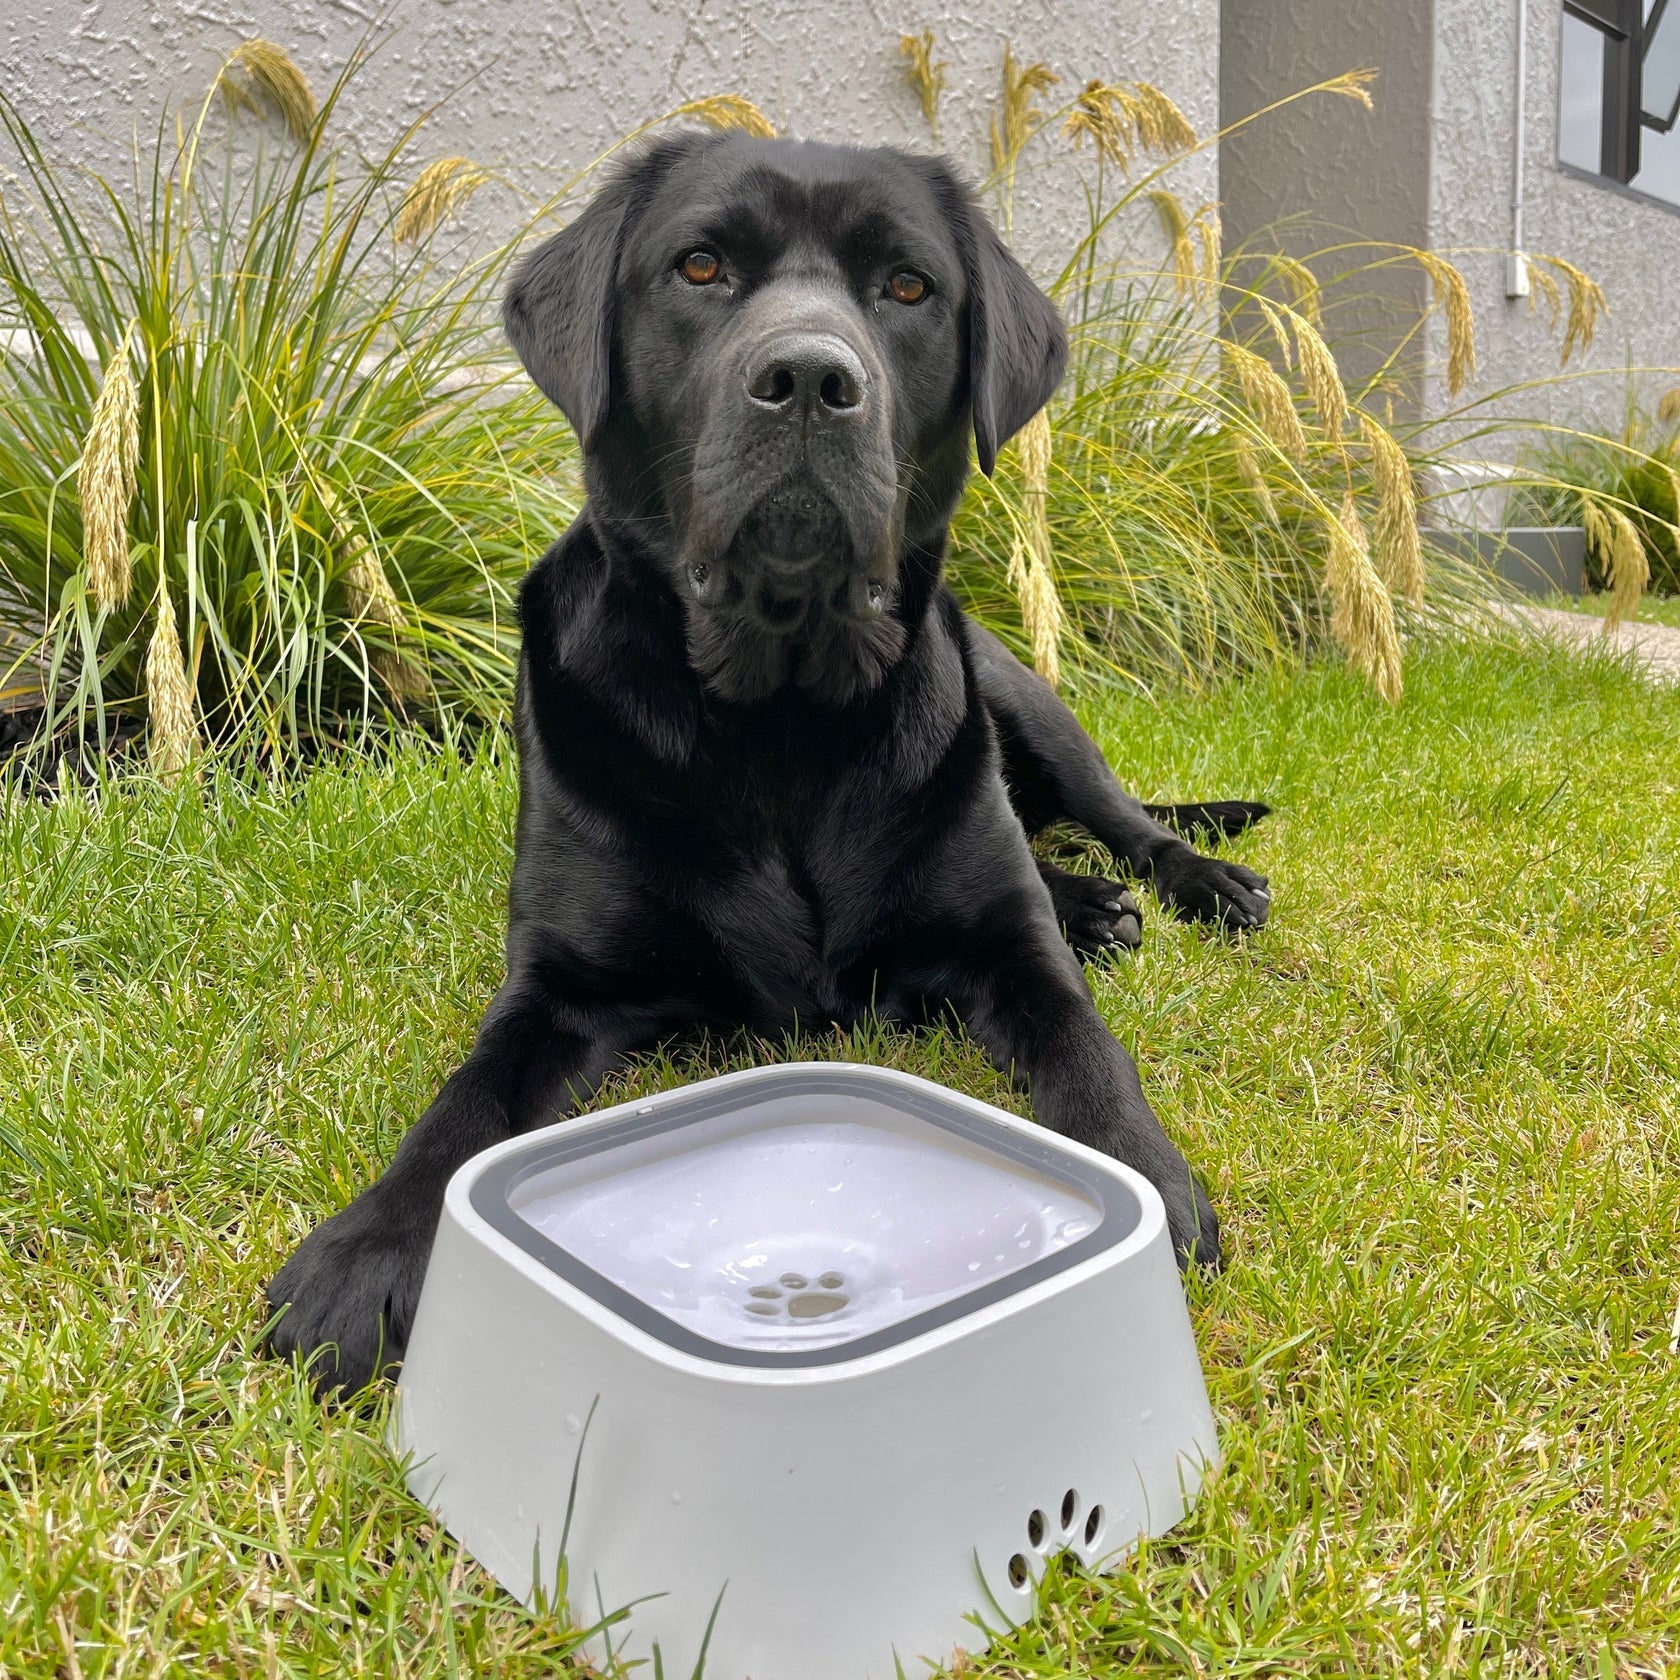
left=268, top=133, right=1270, bottom=1396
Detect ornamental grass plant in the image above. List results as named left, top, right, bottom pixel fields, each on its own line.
left=909, top=41, right=1637, bottom=700
left=0, top=31, right=1658, bottom=773
left=1510, top=388, right=1680, bottom=603
left=0, top=47, right=583, bottom=768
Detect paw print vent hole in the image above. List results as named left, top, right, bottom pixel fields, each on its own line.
left=743, top=1271, right=850, bottom=1323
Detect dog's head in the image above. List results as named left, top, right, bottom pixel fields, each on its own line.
left=505, top=134, right=1065, bottom=705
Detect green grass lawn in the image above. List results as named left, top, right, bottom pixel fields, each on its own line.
left=3, top=638, right=1677, bottom=1678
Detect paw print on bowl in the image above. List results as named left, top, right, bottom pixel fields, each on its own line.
left=1004, top=1488, right=1109, bottom=1598
left=743, top=1270, right=850, bottom=1322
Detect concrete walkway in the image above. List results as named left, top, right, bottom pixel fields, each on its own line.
left=1502, top=604, right=1680, bottom=685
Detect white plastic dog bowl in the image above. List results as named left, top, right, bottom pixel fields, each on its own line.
left=396, top=1063, right=1217, bottom=1679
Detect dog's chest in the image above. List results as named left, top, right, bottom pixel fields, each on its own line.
left=685, top=766, right=910, bottom=1017
left=708, top=853, right=875, bottom=1027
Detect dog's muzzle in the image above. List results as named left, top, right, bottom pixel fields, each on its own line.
left=683, top=290, right=902, bottom=632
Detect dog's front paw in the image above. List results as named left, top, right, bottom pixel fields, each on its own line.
left=266, top=1183, right=432, bottom=1400
left=1160, top=1171, right=1222, bottom=1273
left=1040, top=862, right=1143, bottom=956
left=1151, top=846, right=1270, bottom=932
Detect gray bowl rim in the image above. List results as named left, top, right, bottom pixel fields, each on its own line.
left=464, top=1063, right=1144, bottom=1369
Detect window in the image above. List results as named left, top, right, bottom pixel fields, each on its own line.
left=1645, top=0, right=1680, bottom=131
left=1559, top=0, right=1680, bottom=206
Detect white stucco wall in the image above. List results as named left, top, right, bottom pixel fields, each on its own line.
left=1219, top=0, right=1436, bottom=415
left=3, top=0, right=1220, bottom=283
left=1427, top=0, right=1680, bottom=437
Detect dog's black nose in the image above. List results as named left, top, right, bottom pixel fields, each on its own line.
left=745, top=333, right=867, bottom=417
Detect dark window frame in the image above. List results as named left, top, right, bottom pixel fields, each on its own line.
left=1564, top=0, right=1643, bottom=180
left=1643, top=0, right=1680, bottom=132
left=1564, top=0, right=1680, bottom=182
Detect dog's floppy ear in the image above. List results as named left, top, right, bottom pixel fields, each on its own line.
left=959, top=203, right=1068, bottom=477
left=503, top=137, right=707, bottom=450
left=503, top=185, right=627, bottom=450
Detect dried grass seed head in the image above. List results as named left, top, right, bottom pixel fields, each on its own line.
left=1062, top=79, right=1196, bottom=173
left=1327, top=67, right=1379, bottom=109
left=1132, top=82, right=1197, bottom=154
left=1227, top=341, right=1307, bottom=460
left=220, top=40, right=318, bottom=144
left=1196, top=210, right=1222, bottom=292
left=1017, top=547, right=1067, bottom=686
left=899, top=32, right=948, bottom=136
left=395, top=156, right=493, bottom=246
left=992, top=45, right=1058, bottom=171
left=145, top=583, right=198, bottom=780
left=1418, top=252, right=1476, bottom=397
left=1148, top=190, right=1200, bottom=300
left=1326, top=491, right=1403, bottom=701
left=680, top=95, right=778, bottom=138
left=78, top=332, right=140, bottom=613
left=1258, top=298, right=1294, bottom=371
left=1582, top=497, right=1648, bottom=629
left=1524, top=257, right=1563, bottom=331
left=320, top=483, right=430, bottom=702
left=1294, top=313, right=1348, bottom=440
left=1360, top=413, right=1425, bottom=605
left=1271, top=254, right=1322, bottom=328
left=1017, top=406, right=1053, bottom=495
left=1531, top=255, right=1609, bottom=366
left=340, top=551, right=406, bottom=630
left=1063, top=80, right=1137, bottom=170
left=1005, top=528, right=1067, bottom=687
left=1005, top=407, right=1064, bottom=685
left=1231, top=428, right=1277, bottom=522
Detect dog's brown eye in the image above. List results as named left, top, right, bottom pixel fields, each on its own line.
left=888, top=270, right=928, bottom=304
left=681, top=250, right=722, bottom=285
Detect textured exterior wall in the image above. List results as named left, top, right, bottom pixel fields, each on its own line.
left=1219, top=0, right=1435, bottom=418
left=1220, top=0, right=1680, bottom=443
left=1427, top=0, right=1680, bottom=440
left=2, top=0, right=1219, bottom=284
